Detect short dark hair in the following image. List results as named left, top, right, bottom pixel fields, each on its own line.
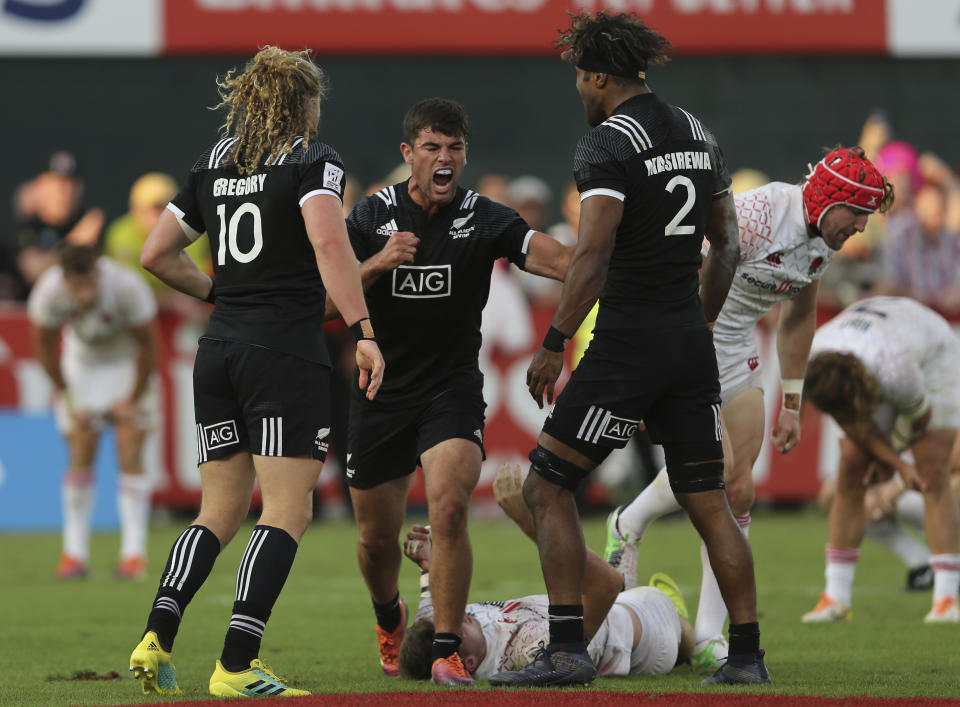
left=805, top=351, right=879, bottom=428
left=402, top=98, right=469, bottom=146
left=58, top=243, right=99, bottom=275
left=556, top=11, right=671, bottom=83
left=397, top=619, right=435, bottom=680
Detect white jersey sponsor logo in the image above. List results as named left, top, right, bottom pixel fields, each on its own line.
left=450, top=211, right=475, bottom=239
left=392, top=265, right=451, bottom=298
left=323, top=162, right=344, bottom=191
left=203, top=420, right=239, bottom=451
left=376, top=219, right=398, bottom=237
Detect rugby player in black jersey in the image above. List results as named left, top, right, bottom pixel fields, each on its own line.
left=128, top=47, right=384, bottom=698
left=328, top=98, right=572, bottom=685
left=489, top=13, right=769, bottom=687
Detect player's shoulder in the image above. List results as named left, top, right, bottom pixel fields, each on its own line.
left=189, top=137, right=238, bottom=172
left=576, top=120, right=643, bottom=165
left=290, top=139, right=343, bottom=167
left=347, top=183, right=400, bottom=232
left=29, top=264, right=66, bottom=301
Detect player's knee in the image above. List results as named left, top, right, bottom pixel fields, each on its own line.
left=726, top=470, right=755, bottom=515
left=663, top=443, right=725, bottom=495
left=427, top=493, right=470, bottom=534
left=528, top=445, right=588, bottom=493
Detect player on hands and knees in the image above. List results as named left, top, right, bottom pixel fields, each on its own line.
left=326, top=98, right=572, bottom=685
left=604, top=147, right=893, bottom=667
left=801, top=297, right=960, bottom=624
left=489, top=12, right=768, bottom=688
left=128, top=47, right=384, bottom=697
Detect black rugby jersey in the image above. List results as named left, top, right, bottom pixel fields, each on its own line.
left=169, top=137, right=346, bottom=365
left=574, top=93, right=731, bottom=332
left=347, top=181, right=532, bottom=405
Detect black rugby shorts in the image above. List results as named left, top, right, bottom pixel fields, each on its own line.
left=193, top=338, right=331, bottom=463
left=543, top=326, right=723, bottom=466
left=346, top=386, right=486, bottom=490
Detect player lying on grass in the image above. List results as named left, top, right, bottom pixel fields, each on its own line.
left=397, top=464, right=695, bottom=681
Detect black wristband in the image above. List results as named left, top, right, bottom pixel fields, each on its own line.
left=349, top=317, right=375, bottom=341
left=542, top=326, right=570, bottom=353
left=204, top=281, right=216, bottom=304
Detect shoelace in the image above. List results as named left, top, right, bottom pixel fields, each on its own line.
left=251, top=660, right=287, bottom=685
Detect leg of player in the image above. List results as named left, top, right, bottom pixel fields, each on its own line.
left=208, top=454, right=321, bottom=697
left=420, top=438, right=482, bottom=686
left=58, top=418, right=99, bottom=579
left=675, top=485, right=769, bottom=685
left=114, top=419, right=150, bottom=580
left=489, top=434, right=599, bottom=687
left=131, top=452, right=254, bottom=695
left=802, top=438, right=868, bottom=623
left=692, top=390, right=764, bottom=668
left=349, top=475, right=414, bottom=677
left=913, top=428, right=960, bottom=623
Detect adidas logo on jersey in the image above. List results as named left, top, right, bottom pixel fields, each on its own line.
left=377, top=219, right=399, bottom=237
left=449, top=211, right=475, bottom=239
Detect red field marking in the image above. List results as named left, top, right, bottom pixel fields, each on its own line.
left=153, top=691, right=960, bottom=707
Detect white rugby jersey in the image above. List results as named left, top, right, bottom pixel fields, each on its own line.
left=28, top=257, right=156, bottom=362
left=709, top=182, right=833, bottom=351
left=809, top=297, right=954, bottom=411
left=414, top=594, right=622, bottom=679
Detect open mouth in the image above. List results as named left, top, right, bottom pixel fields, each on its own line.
left=433, top=168, right=453, bottom=189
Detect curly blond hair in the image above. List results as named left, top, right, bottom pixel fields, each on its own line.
left=213, top=46, right=328, bottom=175
left=805, top=351, right=879, bottom=429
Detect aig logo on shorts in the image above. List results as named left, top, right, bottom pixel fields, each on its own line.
left=577, top=406, right=640, bottom=445
left=203, top=420, right=240, bottom=450
left=392, top=265, right=451, bottom=299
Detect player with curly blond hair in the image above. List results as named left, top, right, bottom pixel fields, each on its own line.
left=127, top=46, right=384, bottom=697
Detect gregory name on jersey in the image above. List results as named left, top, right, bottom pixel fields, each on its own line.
left=213, top=174, right=267, bottom=197
left=645, top=151, right=712, bottom=176
left=392, top=265, right=451, bottom=298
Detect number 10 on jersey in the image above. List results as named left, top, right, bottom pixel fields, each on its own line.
left=216, top=202, right=263, bottom=265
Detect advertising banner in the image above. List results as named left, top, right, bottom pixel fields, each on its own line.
left=164, top=0, right=887, bottom=56
left=0, top=0, right=160, bottom=55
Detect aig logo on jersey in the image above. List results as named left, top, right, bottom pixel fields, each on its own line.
left=576, top=406, right=640, bottom=445
left=392, top=265, right=451, bottom=299
left=203, top=420, right=239, bottom=450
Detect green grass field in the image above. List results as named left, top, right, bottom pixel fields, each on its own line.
left=3, top=508, right=958, bottom=705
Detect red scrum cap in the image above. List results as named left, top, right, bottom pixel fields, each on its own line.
left=802, top=148, right=886, bottom=231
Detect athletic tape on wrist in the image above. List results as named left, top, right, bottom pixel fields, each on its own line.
left=349, top=317, right=375, bottom=341
left=782, top=378, right=803, bottom=411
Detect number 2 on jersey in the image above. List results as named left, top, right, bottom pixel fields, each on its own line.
left=664, top=175, right=696, bottom=237
left=216, top=202, right=263, bottom=265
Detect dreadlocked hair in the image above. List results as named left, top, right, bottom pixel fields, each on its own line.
left=213, top=46, right=328, bottom=175
left=804, top=351, right=879, bottom=430
left=555, top=11, right=671, bottom=80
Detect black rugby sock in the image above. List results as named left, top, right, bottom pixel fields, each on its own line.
left=373, top=592, right=403, bottom=633
left=145, top=525, right=221, bottom=652
left=431, top=632, right=462, bottom=662
left=728, top=621, right=761, bottom=656
left=220, top=525, right=298, bottom=672
left=548, top=604, right=585, bottom=645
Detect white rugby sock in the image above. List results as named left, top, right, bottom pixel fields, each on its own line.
left=824, top=545, right=859, bottom=607
left=865, top=519, right=929, bottom=569
left=118, top=472, right=152, bottom=559
left=930, top=554, right=960, bottom=603
left=694, top=514, right=750, bottom=642
left=62, top=470, right=94, bottom=561
left=618, top=467, right=680, bottom=542
left=895, top=490, right=925, bottom=530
